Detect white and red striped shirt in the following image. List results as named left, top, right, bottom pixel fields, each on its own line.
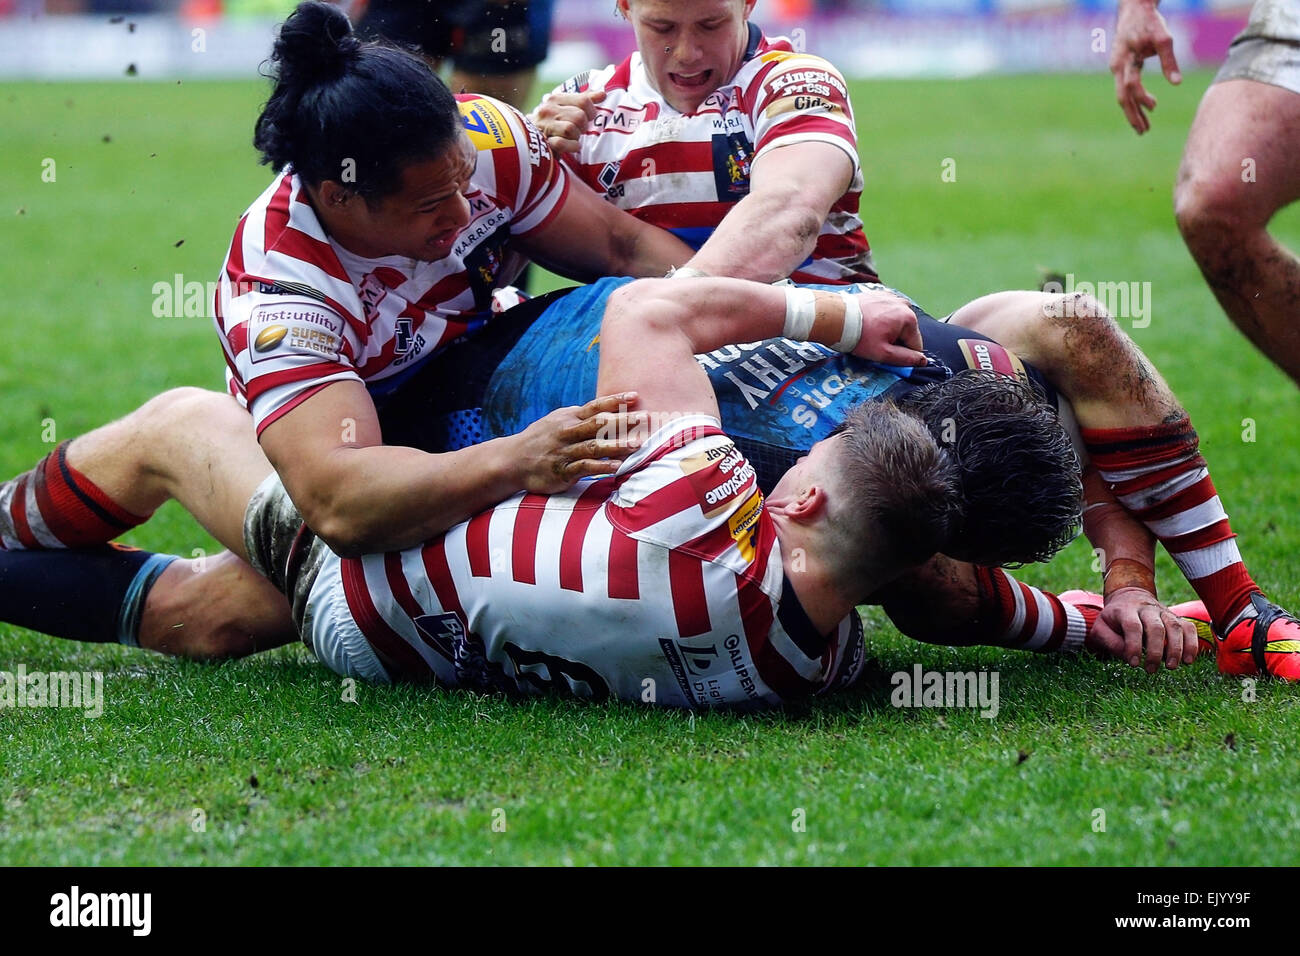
left=321, top=415, right=866, bottom=708
left=214, top=95, right=569, bottom=437
left=553, top=25, right=875, bottom=285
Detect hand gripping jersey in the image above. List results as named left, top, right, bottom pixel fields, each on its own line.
left=553, top=23, right=876, bottom=284
left=284, top=415, right=866, bottom=708
left=214, top=95, right=568, bottom=437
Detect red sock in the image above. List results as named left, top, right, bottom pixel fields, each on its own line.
left=929, top=567, right=1094, bottom=653
left=0, top=442, right=146, bottom=549
left=1082, top=417, right=1258, bottom=633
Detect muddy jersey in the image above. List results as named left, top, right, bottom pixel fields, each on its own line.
left=214, top=95, right=568, bottom=437
left=309, top=415, right=865, bottom=707
left=551, top=23, right=874, bottom=284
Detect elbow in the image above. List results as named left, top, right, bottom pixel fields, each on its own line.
left=305, top=507, right=372, bottom=559
left=295, top=486, right=374, bottom=559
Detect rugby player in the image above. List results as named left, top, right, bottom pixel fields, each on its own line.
left=6, top=277, right=1295, bottom=679
left=2, top=281, right=1003, bottom=707
left=530, top=0, right=875, bottom=285
left=1110, top=0, right=1300, bottom=384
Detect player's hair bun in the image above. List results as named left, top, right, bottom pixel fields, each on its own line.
left=253, top=0, right=459, bottom=201
left=270, top=1, right=360, bottom=90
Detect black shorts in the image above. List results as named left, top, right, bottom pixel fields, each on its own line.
left=355, top=0, right=554, bottom=74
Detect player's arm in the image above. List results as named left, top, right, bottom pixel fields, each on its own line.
left=685, top=142, right=854, bottom=282
left=514, top=173, right=694, bottom=281
left=596, top=277, right=926, bottom=415
left=259, top=380, right=637, bottom=557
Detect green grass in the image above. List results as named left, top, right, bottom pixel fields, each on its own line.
left=1, top=72, right=1298, bottom=866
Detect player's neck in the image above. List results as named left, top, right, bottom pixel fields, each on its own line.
left=773, top=524, right=856, bottom=636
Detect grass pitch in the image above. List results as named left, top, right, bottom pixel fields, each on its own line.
left=1, top=72, right=1298, bottom=866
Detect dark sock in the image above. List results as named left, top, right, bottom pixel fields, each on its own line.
left=0, top=545, right=177, bottom=645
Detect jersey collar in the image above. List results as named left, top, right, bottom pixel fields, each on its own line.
left=778, top=576, right=833, bottom=659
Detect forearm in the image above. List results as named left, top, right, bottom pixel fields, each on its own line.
left=624, top=277, right=852, bottom=354
left=307, top=438, right=523, bottom=556
left=1081, top=466, right=1158, bottom=596
left=687, top=186, right=823, bottom=282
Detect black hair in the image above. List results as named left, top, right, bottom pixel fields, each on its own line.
left=254, top=1, right=461, bottom=201
left=895, top=370, right=1083, bottom=568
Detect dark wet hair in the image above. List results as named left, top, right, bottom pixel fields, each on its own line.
left=896, top=370, right=1083, bottom=568
left=254, top=1, right=461, bottom=200
left=827, top=401, right=963, bottom=595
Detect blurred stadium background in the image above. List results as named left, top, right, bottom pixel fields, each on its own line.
left=0, top=0, right=1256, bottom=80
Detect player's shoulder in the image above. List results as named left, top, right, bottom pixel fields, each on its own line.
left=746, top=45, right=851, bottom=96
left=456, top=94, right=526, bottom=152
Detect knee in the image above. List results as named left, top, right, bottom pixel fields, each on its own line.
left=1174, top=172, right=1258, bottom=254
left=135, top=387, right=231, bottom=438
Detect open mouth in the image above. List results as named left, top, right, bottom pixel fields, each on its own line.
left=668, top=69, right=712, bottom=91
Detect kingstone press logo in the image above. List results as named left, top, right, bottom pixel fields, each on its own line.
left=0, top=664, right=103, bottom=718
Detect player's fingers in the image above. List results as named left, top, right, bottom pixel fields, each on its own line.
left=1088, top=617, right=1126, bottom=659
left=1179, top=618, right=1201, bottom=664
left=546, top=135, right=581, bottom=155
left=1138, top=605, right=1166, bottom=674
left=562, top=457, right=623, bottom=482
left=581, top=89, right=606, bottom=120
left=877, top=343, right=929, bottom=368
left=1120, top=611, right=1145, bottom=669
left=895, top=313, right=924, bottom=352
left=1154, top=35, right=1182, bottom=84
left=1159, top=611, right=1187, bottom=669
left=577, top=392, right=638, bottom=419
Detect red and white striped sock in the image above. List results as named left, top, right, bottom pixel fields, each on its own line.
left=1082, top=417, right=1258, bottom=633
left=969, top=566, right=1095, bottom=653
left=0, top=441, right=146, bottom=550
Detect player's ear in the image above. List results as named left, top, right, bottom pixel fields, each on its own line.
left=317, top=180, right=355, bottom=209
left=786, top=485, right=828, bottom=523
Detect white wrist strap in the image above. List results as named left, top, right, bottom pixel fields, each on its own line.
left=782, top=287, right=817, bottom=342
left=832, top=292, right=863, bottom=353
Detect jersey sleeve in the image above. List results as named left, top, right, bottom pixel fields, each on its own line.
left=458, top=95, right=571, bottom=238
left=608, top=414, right=771, bottom=576
left=749, top=52, right=860, bottom=173
left=217, top=285, right=364, bottom=438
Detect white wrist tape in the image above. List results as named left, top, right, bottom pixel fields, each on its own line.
left=832, top=292, right=863, bottom=353
left=782, top=287, right=817, bottom=342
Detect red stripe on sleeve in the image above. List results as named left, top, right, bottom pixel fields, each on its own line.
left=668, top=550, right=711, bottom=638
left=465, top=511, right=494, bottom=577
left=511, top=494, right=548, bottom=585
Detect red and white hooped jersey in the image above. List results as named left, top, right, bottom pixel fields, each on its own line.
left=320, top=415, right=866, bottom=708
left=214, top=95, right=569, bottom=437
left=552, top=24, right=875, bottom=285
